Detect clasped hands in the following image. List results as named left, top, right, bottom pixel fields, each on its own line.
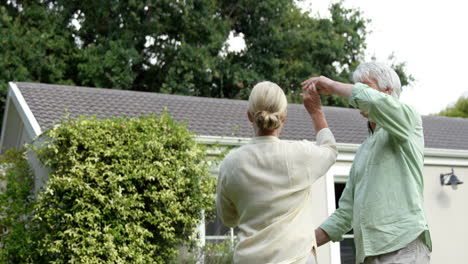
left=301, top=76, right=336, bottom=95
left=299, top=76, right=337, bottom=115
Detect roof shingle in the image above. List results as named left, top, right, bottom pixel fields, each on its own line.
left=15, top=82, right=468, bottom=150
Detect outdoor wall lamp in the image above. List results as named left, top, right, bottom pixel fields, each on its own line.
left=440, top=168, right=463, bottom=190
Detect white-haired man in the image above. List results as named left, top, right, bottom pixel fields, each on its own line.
left=302, top=62, right=432, bottom=264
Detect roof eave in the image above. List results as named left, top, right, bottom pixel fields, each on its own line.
left=5, top=82, right=42, bottom=140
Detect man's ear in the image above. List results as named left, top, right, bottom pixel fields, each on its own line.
left=247, top=110, right=254, bottom=123
left=384, top=88, right=393, bottom=95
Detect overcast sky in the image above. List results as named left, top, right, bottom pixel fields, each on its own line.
left=301, top=0, right=468, bottom=115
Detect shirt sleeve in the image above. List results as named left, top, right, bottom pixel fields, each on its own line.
left=319, top=174, right=354, bottom=242
left=310, top=128, right=338, bottom=182
left=348, top=83, right=419, bottom=141
left=216, top=160, right=239, bottom=228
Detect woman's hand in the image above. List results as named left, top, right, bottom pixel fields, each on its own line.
left=300, top=83, right=328, bottom=132
left=300, top=82, right=322, bottom=115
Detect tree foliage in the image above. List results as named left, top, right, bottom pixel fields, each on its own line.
left=438, top=96, right=468, bottom=118
left=0, top=0, right=413, bottom=127
left=0, top=2, right=77, bottom=124
left=0, top=113, right=215, bottom=263
left=0, top=149, right=38, bottom=263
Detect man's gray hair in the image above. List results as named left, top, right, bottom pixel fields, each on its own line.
left=352, top=62, right=402, bottom=99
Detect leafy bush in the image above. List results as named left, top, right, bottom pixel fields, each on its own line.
left=0, top=149, right=38, bottom=262
left=0, top=112, right=215, bottom=263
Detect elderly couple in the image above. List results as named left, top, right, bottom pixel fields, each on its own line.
left=216, top=62, right=432, bottom=264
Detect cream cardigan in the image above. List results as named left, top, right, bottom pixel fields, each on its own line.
left=216, top=128, right=337, bottom=264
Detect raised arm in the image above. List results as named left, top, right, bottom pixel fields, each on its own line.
left=300, top=82, right=338, bottom=180
left=347, top=83, right=420, bottom=141
left=302, top=76, right=419, bottom=141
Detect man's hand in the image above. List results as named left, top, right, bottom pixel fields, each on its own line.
left=302, top=75, right=354, bottom=99
left=301, top=76, right=336, bottom=95
left=315, top=228, right=331, bottom=247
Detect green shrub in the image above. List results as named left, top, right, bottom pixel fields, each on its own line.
left=0, top=149, right=37, bottom=263
left=16, top=112, right=215, bottom=263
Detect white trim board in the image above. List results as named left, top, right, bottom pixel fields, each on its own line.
left=197, top=135, right=468, bottom=166
left=326, top=166, right=353, bottom=264
left=195, top=135, right=251, bottom=146
left=8, top=82, right=42, bottom=139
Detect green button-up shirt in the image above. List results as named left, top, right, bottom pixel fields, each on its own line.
left=320, top=83, right=432, bottom=263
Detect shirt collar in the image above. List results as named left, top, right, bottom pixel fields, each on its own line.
left=249, top=136, right=280, bottom=144
left=367, top=121, right=374, bottom=135
left=367, top=121, right=382, bottom=136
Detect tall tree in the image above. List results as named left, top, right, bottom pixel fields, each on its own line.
left=438, top=96, right=468, bottom=118
left=217, top=1, right=369, bottom=106
left=0, top=2, right=77, bottom=121
left=52, top=0, right=231, bottom=93
left=0, top=0, right=413, bottom=129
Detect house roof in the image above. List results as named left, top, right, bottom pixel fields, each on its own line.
left=14, top=82, right=468, bottom=150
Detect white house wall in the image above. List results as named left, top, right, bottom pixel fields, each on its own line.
left=19, top=119, right=30, bottom=147
left=423, top=165, right=468, bottom=263
left=309, top=173, right=334, bottom=264
left=0, top=99, right=25, bottom=152
left=27, top=136, right=51, bottom=195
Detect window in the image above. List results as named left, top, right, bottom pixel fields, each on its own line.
left=198, top=157, right=237, bottom=247
left=204, top=208, right=236, bottom=245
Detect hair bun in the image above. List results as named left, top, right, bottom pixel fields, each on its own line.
left=254, top=110, right=282, bottom=130
left=248, top=81, right=287, bottom=131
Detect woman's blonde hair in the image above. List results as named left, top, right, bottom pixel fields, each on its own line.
left=248, top=81, right=287, bottom=131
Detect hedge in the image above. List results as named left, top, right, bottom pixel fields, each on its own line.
left=0, top=112, right=215, bottom=263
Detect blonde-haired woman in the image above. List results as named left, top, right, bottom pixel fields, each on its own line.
left=216, top=81, right=337, bottom=264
